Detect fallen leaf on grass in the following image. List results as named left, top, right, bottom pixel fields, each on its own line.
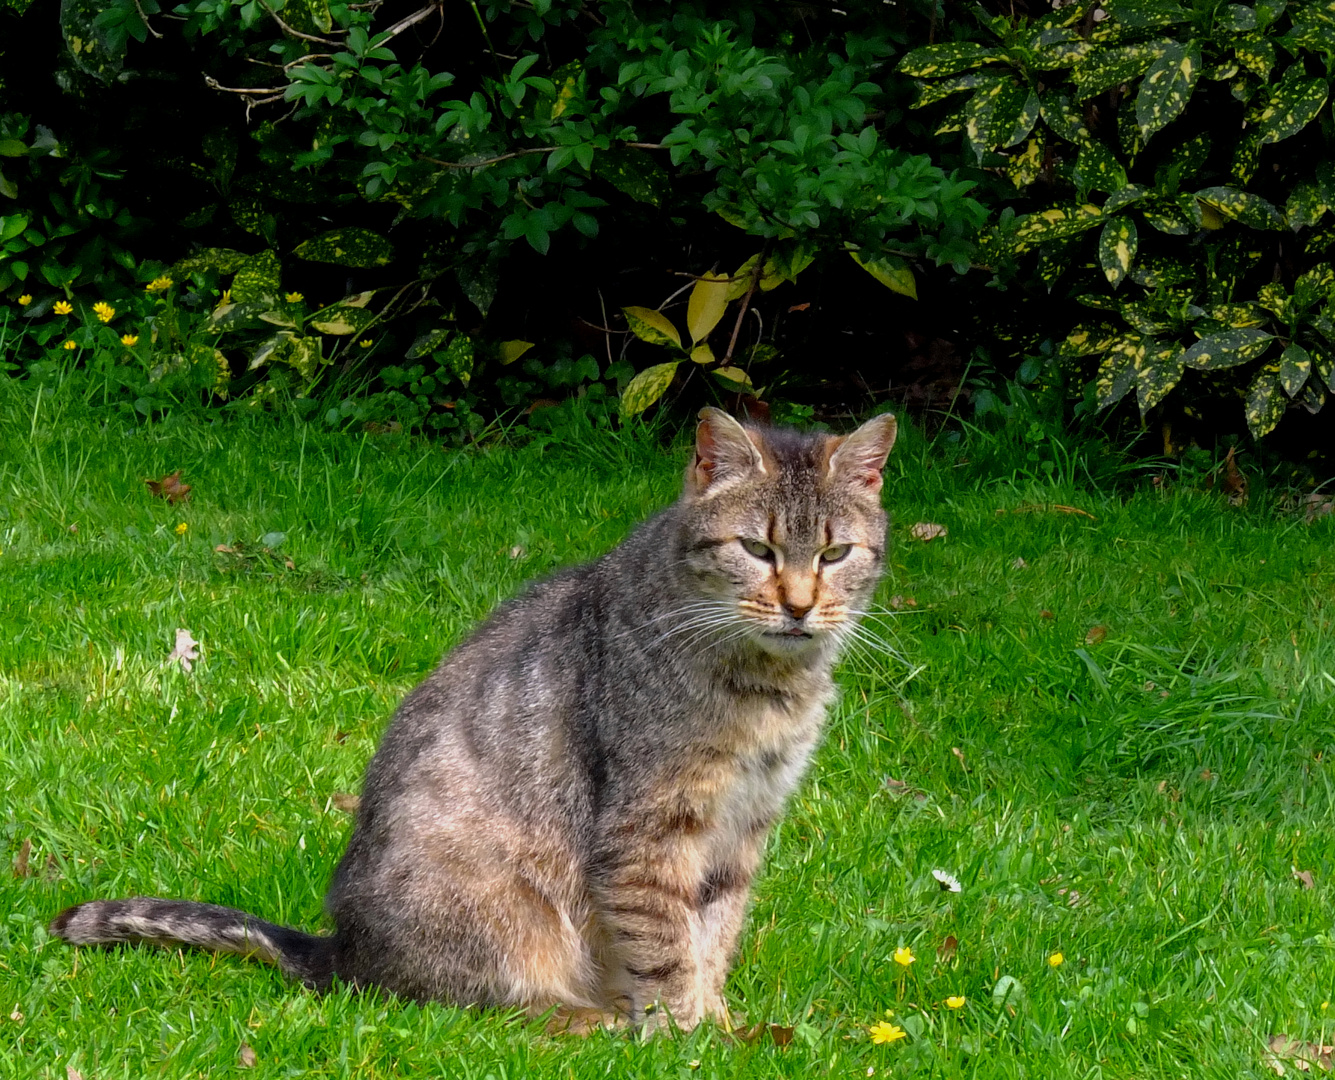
left=1266, top=1033, right=1333, bottom=1074
left=331, top=793, right=361, bottom=813
left=1084, top=625, right=1107, bottom=645
left=1293, top=867, right=1316, bottom=890
left=12, top=839, right=30, bottom=878
left=1302, top=494, right=1334, bottom=524
left=937, top=934, right=959, bottom=962
left=67, top=1067, right=84, bottom=1080
left=1219, top=447, right=1248, bottom=507
left=165, top=629, right=200, bottom=673
left=1040, top=609, right=1054, bottom=619
left=733, top=1023, right=794, bottom=1046
left=9, top=1007, right=21, bottom=1022
left=1009, top=502, right=1097, bottom=520
left=951, top=746, right=969, bottom=771
left=146, top=470, right=192, bottom=504
left=1011, top=557, right=1027, bottom=569
left=888, top=595, right=917, bottom=610
left=238, top=1043, right=258, bottom=1068
left=910, top=522, right=947, bottom=542
left=509, top=545, right=526, bottom=559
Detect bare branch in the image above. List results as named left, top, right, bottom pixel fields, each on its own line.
left=133, top=0, right=164, bottom=39
left=373, top=1, right=440, bottom=48
left=419, top=146, right=557, bottom=170
left=260, top=1, right=343, bottom=46
left=204, top=74, right=289, bottom=96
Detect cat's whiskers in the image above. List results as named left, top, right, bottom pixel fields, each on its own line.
left=613, top=600, right=737, bottom=642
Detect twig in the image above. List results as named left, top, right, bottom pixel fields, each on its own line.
left=204, top=75, right=289, bottom=96
left=260, top=1, right=343, bottom=46
left=595, top=291, right=614, bottom=367
left=722, top=242, right=768, bottom=365
left=419, top=146, right=556, bottom=169
left=134, top=0, right=164, bottom=38
left=622, top=142, right=668, bottom=150
left=373, top=1, right=440, bottom=48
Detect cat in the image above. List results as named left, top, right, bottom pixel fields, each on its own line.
left=50, top=407, right=897, bottom=1032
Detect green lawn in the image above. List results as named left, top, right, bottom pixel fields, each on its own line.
left=2, top=383, right=1334, bottom=1079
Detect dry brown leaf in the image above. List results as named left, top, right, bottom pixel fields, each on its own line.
left=951, top=746, right=969, bottom=771
left=1084, top=625, right=1108, bottom=645
left=787, top=302, right=810, bottom=313
left=888, top=595, right=918, bottom=610
left=1303, top=494, right=1335, bottom=524
left=733, top=1023, right=793, bottom=1046
left=12, top=838, right=31, bottom=879
left=1010, top=502, right=1096, bottom=520
left=1040, top=609, right=1054, bottom=620
left=1267, top=1033, right=1334, bottom=1074
left=146, top=470, right=192, bottom=504
left=1294, top=867, right=1316, bottom=890
left=1221, top=447, right=1248, bottom=507
left=509, top=545, right=526, bottom=559
left=1200, top=769, right=1215, bottom=781
left=1011, top=557, right=1027, bottom=569
left=331, top=793, right=361, bottom=814
left=910, top=522, right=948, bottom=542
left=238, top=1043, right=258, bottom=1068
left=937, top=934, right=959, bottom=962
left=67, top=1067, right=84, bottom=1080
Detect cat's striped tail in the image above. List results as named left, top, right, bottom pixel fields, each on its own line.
left=50, top=897, right=336, bottom=987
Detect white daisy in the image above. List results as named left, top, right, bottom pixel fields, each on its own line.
left=932, top=869, right=962, bottom=893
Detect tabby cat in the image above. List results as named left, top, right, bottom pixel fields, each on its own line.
left=51, top=407, right=897, bottom=1032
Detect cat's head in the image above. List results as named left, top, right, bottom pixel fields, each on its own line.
left=676, top=408, right=896, bottom=659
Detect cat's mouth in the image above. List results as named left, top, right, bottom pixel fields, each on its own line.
left=767, top=628, right=813, bottom=638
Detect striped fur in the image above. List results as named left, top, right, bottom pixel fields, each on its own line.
left=50, top=409, right=897, bottom=1031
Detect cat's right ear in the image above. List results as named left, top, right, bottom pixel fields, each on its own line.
left=688, top=408, right=766, bottom=496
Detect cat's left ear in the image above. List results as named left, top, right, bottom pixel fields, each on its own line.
left=826, top=413, right=897, bottom=495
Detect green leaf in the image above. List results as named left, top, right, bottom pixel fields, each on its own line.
left=1136, top=41, right=1202, bottom=140
left=442, top=334, right=474, bottom=385
left=172, top=247, right=250, bottom=276
left=1095, top=336, right=1144, bottom=408
left=1006, top=137, right=1045, bottom=189
left=1013, top=203, right=1104, bottom=249
left=898, top=42, right=998, bottom=77
left=61, top=0, right=127, bottom=81
left=1253, top=72, right=1329, bottom=145
left=0, top=214, right=29, bottom=243
left=498, top=340, right=534, bottom=365
left=1279, top=343, right=1311, bottom=396
left=0, top=139, right=26, bottom=157
left=623, top=306, right=682, bottom=348
left=1218, top=3, right=1259, bottom=29
left=1233, top=33, right=1275, bottom=78
left=1027, top=27, right=1092, bottom=69
left=406, top=328, right=452, bottom=360
left=850, top=251, right=917, bottom=299
left=1060, top=323, right=1122, bottom=357
left=1286, top=181, right=1329, bottom=229
left=251, top=332, right=323, bottom=379
left=295, top=228, right=394, bottom=268
left=309, top=302, right=377, bottom=336
left=1039, top=92, right=1093, bottom=145
left=1194, top=186, right=1284, bottom=229
left=1104, top=184, right=1151, bottom=214
left=690, top=343, right=715, bottom=364
left=1182, top=328, right=1274, bottom=369
left=711, top=365, right=752, bottom=388
left=1073, top=143, right=1128, bottom=195
left=686, top=273, right=730, bottom=344
left=1099, top=217, right=1139, bottom=287
left=230, top=250, right=281, bottom=304
left=620, top=361, right=679, bottom=416
left=1072, top=41, right=1166, bottom=98
left=1140, top=199, right=1193, bottom=234
left=912, top=73, right=1004, bottom=108
left=1244, top=362, right=1285, bottom=437
left=1135, top=341, right=1186, bottom=415
left=1229, top=133, right=1261, bottom=183
left=596, top=147, right=669, bottom=207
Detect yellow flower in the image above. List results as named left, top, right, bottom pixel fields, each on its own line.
left=54, top=300, right=73, bottom=315
left=92, top=301, right=115, bottom=323
left=1323, top=1002, right=1330, bottom=1011
left=121, top=334, right=139, bottom=347
left=285, top=291, right=304, bottom=303
left=174, top=522, right=188, bottom=535
left=145, top=275, right=173, bottom=292
left=868, top=1021, right=907, bottom=1044
left=893, top=946, right=915, bottom=968
left=358, top=338, right=373, bottom=348
left=1048, top=952, right=1064, bottom=968
left=18, top=294, right=32, bottom=306
left=221, top=288, right=232, bottom=304
left=63, top=339, right=78, bottom=350
left=946, top=996, right=966, bottom=1009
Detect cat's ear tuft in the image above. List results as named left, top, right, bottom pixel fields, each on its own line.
left=826, top=413, right=897, bottom=494
left=689, top=407, right=766, bottom=495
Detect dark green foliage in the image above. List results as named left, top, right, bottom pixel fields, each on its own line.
left=908, top=0, right=1335, bottom=438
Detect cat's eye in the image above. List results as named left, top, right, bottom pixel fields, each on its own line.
left=740, top=538, right=774, bottom=561
left=820, top=544, right=851, bottom=564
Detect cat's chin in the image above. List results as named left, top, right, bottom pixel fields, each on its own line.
left=752, top=628, right=824, bottom=657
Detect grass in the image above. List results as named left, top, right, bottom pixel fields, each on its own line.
left=2, top=381, right=1334, bottom=1079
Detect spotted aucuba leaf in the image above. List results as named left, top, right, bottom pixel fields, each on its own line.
left=1297, top=263, right=1335, bottom=294
left=1003, top=91, right=1042, bottom=149
left=1137, top=41, right=1202, bottom=140
left=912, top=73, right=1005, bottom=108
left=1183, top=328, right=1274, bottom=369
left=1288, top=0, right=1335, bottom=49
left=1218, top=3, right=1259, bottom=30
left=1141, top=199, right=1193, bottom=235
left=1202, top=303, right=1266, bottom=328
left=1060, top=323, right=1121, bottom=357
left=962, top=83, right=1030, bottom=162
left=1233, top=33, right=1275, bottom=79
left=1245, top=362, right=1286, bottom=437
left=1036, top=239, right=1079, bottom=285
left=1028, top=27, right=1092, bottom=69
left=1129, top=254, right=1192, bottom=288
left=1074, top=143, right=1127, bottom=195
left=1286, top=182, right=1330, bottom=229
left=1095, top=335, right=1145, bottom=408
left=1007, top=138, right=1044, bottom=189
left=619, top=361, right=678, bottom=417
left=1253, top=70, right=1329, bottom=144
left=230, top=250, right=282, bottom=304
left=1136, top=341, right=1186, bottom=415
left=1105, top=184, right=1151, bottom=215
left=1012, top=203, right=1103, bottom=249
left=1195, top=186, right=1285, bottom=230
left=1039, top=92, right=1093, bottom=145
left=1204, top=60, right=1240, bottom=81
left=1098, top=218, right=1138, bottom=288
left=1072, top=41, right=1167, bottom=99
left=1230, top=133, right=1262, bottom=183
left=1279, top=343, right=1312, bottom=397
left=1299, top=382, right=1327, bottom=414
left=1122, top=301, right=1171, bottom=336
left=1255, top=282, right=1289, bottom=316
left=898, top=42, right=998, bottom=78
left=1313, top=343, right=1335, bottom=394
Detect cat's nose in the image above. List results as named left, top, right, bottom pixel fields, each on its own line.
left=783, top=601, right=813, bottom=620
